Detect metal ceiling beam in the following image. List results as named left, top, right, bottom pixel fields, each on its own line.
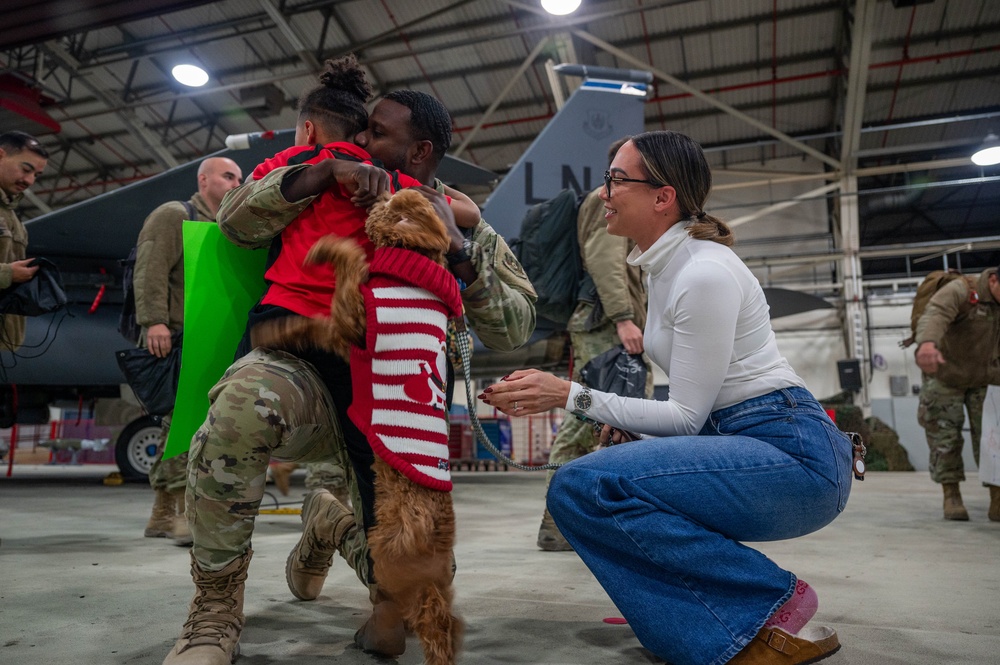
left=714, top=156, right=979, bottom=192
left=728, top=183, right=841, bottom=228
left=741, top=235, right=1000, bottom=270
left=563, top=28, right=842, bottom=169
left=21, top=189, right=52, bottom=214
left=840, top=0, right=876, bottom=170
left=46, top=32, right=998, bottom=137
left=40, top=41, right=179, bottom=169
left=256, top=0, right=321, bottom=73
left=453, top=36, right=551, bottom=159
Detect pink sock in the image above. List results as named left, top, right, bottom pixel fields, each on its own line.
left=764, top=579, right=818, bottom=634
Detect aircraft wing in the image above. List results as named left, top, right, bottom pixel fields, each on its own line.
left=761, top=287, right=834, bottom=319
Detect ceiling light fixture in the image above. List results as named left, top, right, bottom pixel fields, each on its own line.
left=971, top=133, right=1000, bottom=166
left=541, top=0, right=582, bottom=16
left=172, top=64, right=209, bottom=87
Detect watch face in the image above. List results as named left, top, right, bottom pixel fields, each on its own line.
left=575, top=390, right=592, bottom=411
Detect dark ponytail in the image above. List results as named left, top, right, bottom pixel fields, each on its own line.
left=631, top=131, right=734, bottom=247
left=685, top=214, right=733, bottom=247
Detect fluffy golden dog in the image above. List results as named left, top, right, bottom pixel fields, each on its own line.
left=253, top=188, right=464, bottom=665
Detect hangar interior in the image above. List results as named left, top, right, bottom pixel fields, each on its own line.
left=1, top=1, right=999, bottom=664
left=2, top=0, right=999, bottom=400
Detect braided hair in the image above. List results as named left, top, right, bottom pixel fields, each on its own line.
left=297, top=55, right=372, bottom=139
left=630, top=130, right=733, bottom=247
left=383, top=90, right=453, bottom=161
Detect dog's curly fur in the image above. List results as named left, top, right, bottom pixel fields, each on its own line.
left=253, top=188, right=463, bottom=665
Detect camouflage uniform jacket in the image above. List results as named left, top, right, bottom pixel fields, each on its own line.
left=567, top=186, right=646, bottom=334
left=216, top=164, right=537, bottom=352
left=0, top=188, right=28, bottom=350
left=133, top=192, right=214, bottom=344
left=915, top=268, right=1000, bottom=389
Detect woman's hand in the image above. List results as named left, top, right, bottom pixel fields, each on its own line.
left=478, top=369, right=571, bottom=416
left=598, top=424, right=640, bottom=447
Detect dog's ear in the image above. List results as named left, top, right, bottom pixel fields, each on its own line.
left=365, top=193, right=397, bottom=247
left=390, top=193, right=452, bottom=254
left=394, top=216, right=452, bottom=254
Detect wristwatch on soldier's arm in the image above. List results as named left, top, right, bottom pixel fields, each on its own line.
left=447, top=237, right=477, bottom=285
left=446, top=237, right=473, bottom=266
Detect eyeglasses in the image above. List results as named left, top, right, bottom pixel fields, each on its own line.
left=604, top=170, right=662, bottom=198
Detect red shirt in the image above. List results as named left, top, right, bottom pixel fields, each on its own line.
left=254, top=142, right=423, bottom=317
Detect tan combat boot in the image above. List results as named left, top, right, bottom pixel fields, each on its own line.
left=145, top=488, right=175, bottom=538
left=942, top=482, right=969, bottom=521
left=325, top=481, right=352, bottom=508
left=989, top=485, right=1000, bottom=522
left=536, top=508, right=573, bottom=551
left=285, top=489, right=354, bottom=600
left=270, top=462, right=297, bottom=496
left=354, top=588, right=406, bottom=658
left=173, top=490, right=193, bottom=547
left=162, top=548, right=252, bottom=665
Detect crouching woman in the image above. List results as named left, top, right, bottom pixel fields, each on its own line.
left=479, top=131, right=854, bottom=665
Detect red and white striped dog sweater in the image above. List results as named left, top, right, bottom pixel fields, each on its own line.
left=347, top=247, right=464, bottom=491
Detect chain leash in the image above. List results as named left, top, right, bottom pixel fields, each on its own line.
left=454, top=323, right=562, bottom=471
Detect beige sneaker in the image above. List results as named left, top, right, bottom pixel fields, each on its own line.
left=285, top=489, right=354, bottom=600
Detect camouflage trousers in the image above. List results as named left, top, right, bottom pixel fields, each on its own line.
left=305, top=462, right=348, bottom=490
left=545, top=323, right=654, bottom=486
left=185, top=348, right=371, bottom=592
left=917, top=376, right=984, bottom=484
left=148, top=413, right=188, bottom=494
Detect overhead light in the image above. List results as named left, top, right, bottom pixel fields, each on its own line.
left=172, top=64, right=209, bottom=87
left=971, top=134, right=1000, bottom=166
left=541, top=0, right=582, bottom=16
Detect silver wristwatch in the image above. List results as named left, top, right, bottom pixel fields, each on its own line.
left=574, top=386, right=593, bottom=412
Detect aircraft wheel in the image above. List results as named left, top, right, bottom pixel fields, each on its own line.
left=115, top=415, right=162, bottom=482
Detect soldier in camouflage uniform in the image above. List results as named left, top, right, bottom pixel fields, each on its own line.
left=134, top=157, right=243, bottom=546
left=163, top=87, right=535, bottom=665
left=537, top=138, right=654, bottom=551
left=0, top=131, right=47, bottom=353
left=915, top=266, right=1000, bottom=521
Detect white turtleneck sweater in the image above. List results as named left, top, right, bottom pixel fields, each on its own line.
left=565, top=221, right=805, bottom=437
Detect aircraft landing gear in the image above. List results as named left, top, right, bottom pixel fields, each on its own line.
left=114, top=415, right=161, bottom=482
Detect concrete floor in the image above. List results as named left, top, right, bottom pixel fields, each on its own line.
left=1, top=466, right=998, bottom=665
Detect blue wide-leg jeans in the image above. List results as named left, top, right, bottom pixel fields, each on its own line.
left=547, top=387, right=853, bottom=665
